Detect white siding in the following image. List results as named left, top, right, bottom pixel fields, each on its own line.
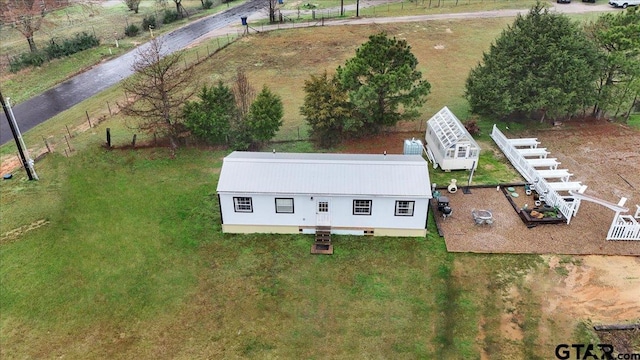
left=217, top=152, right=431, bottom=236
left=220, top=194, right=428, bottom=231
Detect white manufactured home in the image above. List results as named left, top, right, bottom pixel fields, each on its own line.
left=216, top=152, right=432, bottom=237
left=424, top=106, right=480, bottom=171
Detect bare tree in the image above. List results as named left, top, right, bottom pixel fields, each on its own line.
left=232, top=69, right=256, bottom=121
left=267, top=0, right=280, bottom=23
left=120, top=38, right=196, bottom=148
left=0, top=0, right=69, bottom=52
left=123, top=0, right=141, bottom=13
left=171, top=0, right=187, bottom=17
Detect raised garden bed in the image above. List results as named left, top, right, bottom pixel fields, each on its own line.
left=501, top=186, right=567, bottom=228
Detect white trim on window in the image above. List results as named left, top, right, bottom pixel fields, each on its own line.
left=353, top=199, right=372, bottom=215
left=233, top=197, right=253, bottom=212
left=275, top=198, right=294, bottom=213
left=395, top=200, right=415, bottom=216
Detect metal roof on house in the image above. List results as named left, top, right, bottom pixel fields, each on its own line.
left=216, top=152, right=432, bottom=198
left=427, top=106, right=480, bottom=149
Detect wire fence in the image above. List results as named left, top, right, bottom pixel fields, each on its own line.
left=1, top=31, right=244, bottom=175
left=1, top=0, right=535, bottom=63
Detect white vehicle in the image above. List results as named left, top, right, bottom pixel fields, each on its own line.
left=609, top=0, right=640, bottom=8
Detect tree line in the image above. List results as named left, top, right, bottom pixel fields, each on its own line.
left=6, top=1, right=637, bottom=150
left=465, top=3, right=640, bottom=123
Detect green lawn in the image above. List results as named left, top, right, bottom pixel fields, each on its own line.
left=628, top=113, right=640, bottom=129
left=1, top=145, right=561, bottom=358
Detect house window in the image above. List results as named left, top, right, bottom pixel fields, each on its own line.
left=233, top=197, right=253, bottom=213
left=353, top=200, right=372, bottom=215
left=275, top=198, right=294, bottom=213
left=395, top=201, right=415, bottom=216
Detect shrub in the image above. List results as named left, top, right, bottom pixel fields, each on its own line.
left=125, top=24, right=140, bottom=37
left=45, top=32, right=99, bottom=59
left=9, top=51, right=47, bottom=72
left=203, top=0, right=214, bottom=9
left=142, top=15, right=157, bottom=31
left=162, top=9, right=180, bottom=24
left=464, top=118, right=480, bottom=136
left=9, top=32, right=99, bottom=72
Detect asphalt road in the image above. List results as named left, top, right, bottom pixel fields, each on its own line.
left=0, top=0, right=263, bottom=145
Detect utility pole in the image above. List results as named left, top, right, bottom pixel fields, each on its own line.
left=0, top=89, right=37, bottom=180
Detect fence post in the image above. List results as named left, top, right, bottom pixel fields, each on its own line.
left=64, top=135, right=73, bottom=152
left=106, top=128, right=111, bottom=148
left=132, top=134, right=137, bottom=147
left=86, top=111, right=92, bottom=127
left=43, top=136, right=51, bottom=153
left=107, top=101, right=112, bottom=115
left=66, top=125, right=72, bottom=138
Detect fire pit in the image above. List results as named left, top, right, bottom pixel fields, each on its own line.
left=472, top=209, right=494, bottom=225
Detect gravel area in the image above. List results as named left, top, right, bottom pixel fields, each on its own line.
left=436, top=120, right=640, bottom=255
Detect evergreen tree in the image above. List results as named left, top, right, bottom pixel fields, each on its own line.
left=336, top=32, right=431, bottom=133
left=585, top=7, right=640, bottom=119
left=465, top=2, right=600, bottom=122
left=246, top=86, right=284, bottom=148
left=300, top=71, right=352, bottom=148
left=183, top=82, right=235, bottom=145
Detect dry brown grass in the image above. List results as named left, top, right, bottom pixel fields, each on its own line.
left=195, top=18, right=513, bottom=139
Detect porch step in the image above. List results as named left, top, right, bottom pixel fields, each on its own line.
left=312, top=227, right=333, bottom=255
left=315, top=229, right=332, bottom=243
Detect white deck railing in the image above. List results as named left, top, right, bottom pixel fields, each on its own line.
left=607, top=206, right=640, bottom=240
left=607, top=214, right=640, bottom=240
left=491, top=125, right=575, bottom=223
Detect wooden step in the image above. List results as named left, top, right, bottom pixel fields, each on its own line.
left=315, top=227, right=332, bottom=243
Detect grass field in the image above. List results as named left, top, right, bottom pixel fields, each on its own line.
left=2, top=17, right=516, bottom=159
left=0, top=4, right=623, bottom=358
left=629, top=114, right=640, bottom=129
left=1, top=145, right=570, bottom=358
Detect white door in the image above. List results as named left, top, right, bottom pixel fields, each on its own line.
left=316, top=198, right=330, bottom=226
